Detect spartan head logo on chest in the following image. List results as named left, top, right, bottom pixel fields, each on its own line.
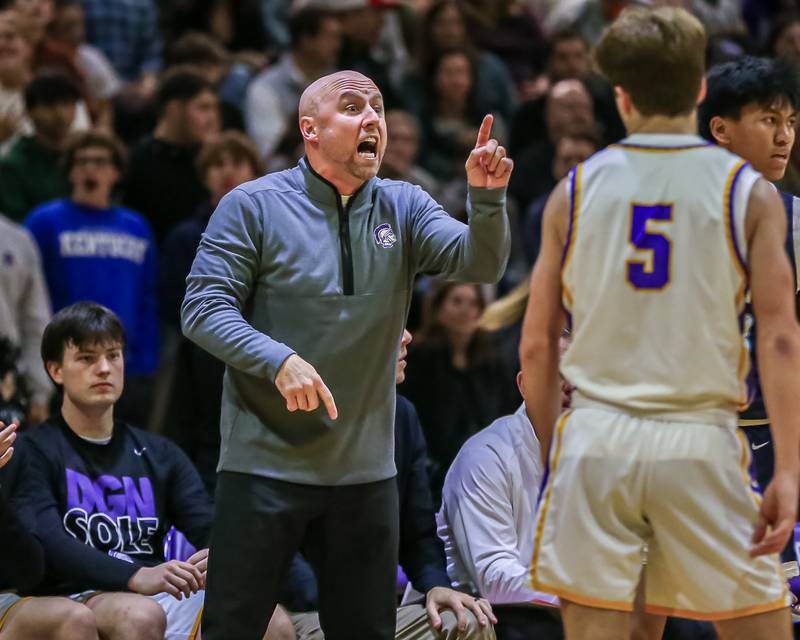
left=373, top=223, right=397, bottom=249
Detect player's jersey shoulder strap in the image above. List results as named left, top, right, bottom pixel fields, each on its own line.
left=561, top=161, right=584, bottom=271
left=722, top=160, right=753, bottom=308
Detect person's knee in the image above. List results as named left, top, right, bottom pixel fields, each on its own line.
left=264, top=605, right=297, bottom=640
left=2, top=599, right=98, bottom=640
left=54, top=603, right=97, bottom=640
left=100, top=596, right=166, bottom=640
left=714, top=607, right=792, bottom=640
left=127, top=599, right=166, bottom=640
left=438, top=609, right=497, bottom=640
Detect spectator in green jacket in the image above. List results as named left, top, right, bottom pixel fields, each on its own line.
left=0, top=70, right=77, bottom=221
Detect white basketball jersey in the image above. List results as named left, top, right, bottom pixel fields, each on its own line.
left=561, top=133, right=761, bottom=426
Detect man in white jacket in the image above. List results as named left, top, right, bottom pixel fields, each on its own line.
left=436, top=371, right=561, bottom=640
left=437, top=367, right=717, bottom=640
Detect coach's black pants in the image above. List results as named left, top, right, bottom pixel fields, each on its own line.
left=202, top=472, right=399, bottom=640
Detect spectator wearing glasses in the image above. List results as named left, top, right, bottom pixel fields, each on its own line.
left=24, top=130, right=158, bottom=428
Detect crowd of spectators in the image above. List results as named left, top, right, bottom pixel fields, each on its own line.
left=1, top=0, right=800, bottom=638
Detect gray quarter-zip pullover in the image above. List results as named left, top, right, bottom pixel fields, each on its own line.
left=181, top=158, right=510, bottom=485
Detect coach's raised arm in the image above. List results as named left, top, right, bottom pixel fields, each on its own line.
left=180, top=68, right=511, bottom=640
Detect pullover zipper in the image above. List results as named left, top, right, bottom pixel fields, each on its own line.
left=337, top=197, right=355, bottom=296
left=303, top=158, right=364, bottom=296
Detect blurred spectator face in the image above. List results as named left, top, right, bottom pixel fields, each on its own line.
left=190, top=63, right=227, bottom=87
left=434, top=52, right=472, bottom=104
left=430, top=2, right=465, bottom=50
left=549, top=36, right=591, bottom=81
left=545, top=79, right=594, bottom=143
left=47, top=341, right=124, bottom=408
left=338, top=8, right=384, bottom=46
left=13, top=0, right=53, bottom=31
left=178, top=88, right=220, bottom=145
left=383, top=110, right=419, bottom=174
left=49, top=2, right=84, bottom=47
left=435, top=284, right=482, bottom=338
left=204, top=152, right=258, bottom=204
left=552, top=136, right=597, bottom=180
left=29, top=99, right=75, bottom=146
left=396, top=329, right=412, bottom=384
left=0, top=12, right=32, bottom=75
left=69, top=144, right=120, bottom=203
left=716, top=101, right=797, bottom=182
left=301, top=15, right=342, bottom=66
left=774, top=21, right=800, bottom=63
left=601, top=0, right=630, bottom=19
left=0, top=339, right=26, bottom=429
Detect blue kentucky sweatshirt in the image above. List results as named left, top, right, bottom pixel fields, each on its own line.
left=25, top=199, right=159, bottom=375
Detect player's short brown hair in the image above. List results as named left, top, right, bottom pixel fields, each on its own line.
left=595, top=7, right=706, bottom=117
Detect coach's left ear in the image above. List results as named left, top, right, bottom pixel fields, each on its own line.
left=299, top=115, right=318, bottom=144
left=696, top=76, right=707, bottom=105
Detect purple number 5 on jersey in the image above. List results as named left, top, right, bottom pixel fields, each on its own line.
left=627, top=203, right=673, bottom=291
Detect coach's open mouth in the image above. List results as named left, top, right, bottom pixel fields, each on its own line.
left=357, top=137, right=378, bottom=160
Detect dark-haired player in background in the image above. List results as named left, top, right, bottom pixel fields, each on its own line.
left=698, top=56, right=800, bottom=568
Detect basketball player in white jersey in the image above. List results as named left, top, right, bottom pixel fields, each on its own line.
left=519, top=7, right=800, bottom=640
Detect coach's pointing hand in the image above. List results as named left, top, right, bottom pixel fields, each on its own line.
left=465, top=114, right=514, bottom=189
left=276, top=354, right=338, bottom=420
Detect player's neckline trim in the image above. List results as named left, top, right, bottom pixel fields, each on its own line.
left=609, top=142, right=713, bottom=152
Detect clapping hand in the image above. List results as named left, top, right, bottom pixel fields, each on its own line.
left=0, top=422, right=17, bottom=469
left=465, top=114, right=514, bottom=189
left=186, top=548, right=209, bottom=589
left=128, top=560, right=203, bottom=601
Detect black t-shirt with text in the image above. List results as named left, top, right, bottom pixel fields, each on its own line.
left=13, top=415, right=212, bottom=594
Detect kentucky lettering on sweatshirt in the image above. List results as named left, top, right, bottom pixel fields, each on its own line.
left=25, top=199, right=159, bottom=375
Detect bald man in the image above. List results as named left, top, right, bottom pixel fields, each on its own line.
left=510, top=79, right=597, bottom=210
left=182, top=70, right=512, bottom=640
left=544, top=79, right=595, bottom=144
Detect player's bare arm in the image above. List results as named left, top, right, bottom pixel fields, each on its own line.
left=520, top=177, right=570, bottom=462
left=746, top=177, right=800, bottom=556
